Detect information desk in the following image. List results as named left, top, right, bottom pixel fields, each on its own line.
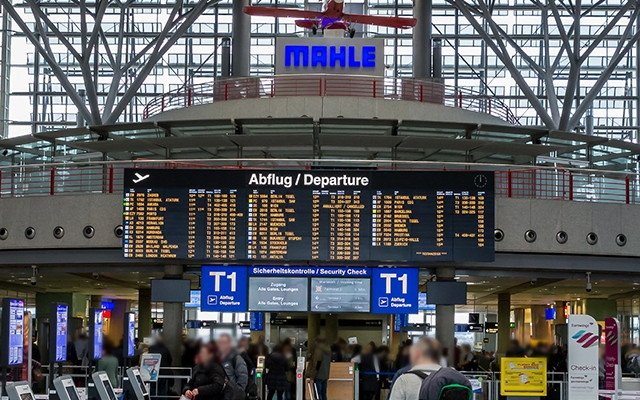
left=123, top=169, right=494, bottom=263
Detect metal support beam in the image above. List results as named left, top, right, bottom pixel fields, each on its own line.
left=0, top=5, right=11, bottom=138
left=413, top=0, right=432, bottom=78
left=232, top=0, right=250, bottom=77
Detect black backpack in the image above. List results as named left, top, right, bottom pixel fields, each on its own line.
left=231, top=354, right=260, bottom=400
left=409, top=368, right=473, bottom=400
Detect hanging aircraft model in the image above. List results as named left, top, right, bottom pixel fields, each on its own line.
left=244, top=0, right=417, bottom=37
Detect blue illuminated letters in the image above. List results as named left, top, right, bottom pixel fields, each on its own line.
left=284, top=45, right=376, bottom=69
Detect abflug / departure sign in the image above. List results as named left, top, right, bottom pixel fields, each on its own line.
left=123, top=169, right=494, bottom=263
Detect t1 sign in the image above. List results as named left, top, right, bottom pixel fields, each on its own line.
left=371, top=268, right=419, bottom=314
left=201, top=266, right=248, bottom=312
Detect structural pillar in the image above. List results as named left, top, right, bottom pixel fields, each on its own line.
left=307, top=313, right=321, bottom=355
left=90, top=295, right=102, bottom=309
left=497, top=293, right=511, bottom=356
left=325, top=315, right=339, bottom=345
left=432, top=38, right=442, bottom=80
left=231, top=0, right=250, bottom=77
left=531, top=305, right=551, bottom=342
left=221, top=37, right=231, bottom=78
left=412, top=0, right=432, bottom=79
left=435, top=267, right=455, bottom=367
left=138, top=288, right=152, bottom=342
left=162, top=265, right=185, bottom=366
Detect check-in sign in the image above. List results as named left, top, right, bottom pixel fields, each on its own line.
left=201, top=266, right=248, bottom=312
left=371, top=268, right=419, bottom=314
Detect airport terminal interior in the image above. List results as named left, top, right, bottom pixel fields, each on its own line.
left=2, top=0, right=640, bottom=399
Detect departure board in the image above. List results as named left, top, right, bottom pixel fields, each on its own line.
left=123, top=169, right=494, bottom=262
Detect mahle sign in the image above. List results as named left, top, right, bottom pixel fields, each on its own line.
left=275, top=37, right=385, bottom=76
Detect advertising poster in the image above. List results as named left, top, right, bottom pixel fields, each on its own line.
left=127, top=313, right=136, bottom=358
left=140, top=353, right=162, bottom=382
left=568, top=314, right=599, bottom=400
left=21, top=311, right=30, bottom=381
left=500, top=357, right=547, bottom=397
left=604, top=317, right=621, bottom=391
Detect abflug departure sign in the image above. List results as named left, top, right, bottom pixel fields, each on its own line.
left=248, top=172, right=370, bottom=189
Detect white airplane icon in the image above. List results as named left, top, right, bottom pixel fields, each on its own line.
left=133, top=173, right=150, bottom=183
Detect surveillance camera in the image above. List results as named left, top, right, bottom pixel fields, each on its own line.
left=92, top=272, right=99, bottom=279
left=30, top=276, right=37, bottom=286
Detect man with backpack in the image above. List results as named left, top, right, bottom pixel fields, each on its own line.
left=389, top=337, right=473, bottom=400
left=218, top=334, right=249, bottom=390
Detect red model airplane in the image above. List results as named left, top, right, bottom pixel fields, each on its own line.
left=244, top=0, right=417, bottom=37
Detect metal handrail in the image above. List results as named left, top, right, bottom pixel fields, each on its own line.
left=141, top=75, right=519, bottom=125
left=0, top=158, right=638, bottom=205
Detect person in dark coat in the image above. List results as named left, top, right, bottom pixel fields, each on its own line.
left=184, top=342, right=227, bottom=400
left=266, top=345, right=289, bottom=400
left=359, top=342, right=380, bottom=400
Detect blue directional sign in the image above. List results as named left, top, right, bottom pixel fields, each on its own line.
left=394, top=314, right=409, bottom=332
left=371, top=268, right=419, bottom=314
left=250, top=312, right=265, bottom=331
left=201, top=266, right=248, bottom=312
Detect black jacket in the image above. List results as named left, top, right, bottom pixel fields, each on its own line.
left=184, top=361, right=227, bottom=400
left=359, top=353, right=380, bottom=392
left=265, top=351, right=289, bottom=391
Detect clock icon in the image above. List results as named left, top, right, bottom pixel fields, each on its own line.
left=474, top=174, right=488, bottom=188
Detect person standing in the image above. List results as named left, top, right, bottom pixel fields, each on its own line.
left=306, top=338, right=331, bottom=400
left=388, top=338, right=442, bottom=400
left=96, top=341, right=119, bottom=386
left=218, top=334, right=249, bottom=390
left=265, top=345, right=289, bottom=400
left=183, top=343, right=228, bottom=400
left=358, top=342, right=380, bottom=400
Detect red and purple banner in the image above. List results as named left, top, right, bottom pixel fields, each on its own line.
left=604, top=317, right=621, bottom=391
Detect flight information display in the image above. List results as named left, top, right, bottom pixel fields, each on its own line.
left=123, top=169, right=494, bottom=263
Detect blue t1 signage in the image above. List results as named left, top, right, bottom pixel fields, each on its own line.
left=371, top=268, right=419, bottom=314
left=201, top=266, right=248, bottom=312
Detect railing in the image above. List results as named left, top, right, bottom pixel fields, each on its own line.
left=0, top=159, right=638, bottom=205
left=142, top=75, right=519, bottom=125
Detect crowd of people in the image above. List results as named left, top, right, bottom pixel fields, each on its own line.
left=37, top=329, right=640, bottom=400
left=175, top=335, right=474, bottom=400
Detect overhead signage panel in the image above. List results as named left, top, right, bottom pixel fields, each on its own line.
left=248, top=277, right=309, bottom=312
left=371, top=268, right=419, bottom=314
left=201, top=266, right=248, bottom=312
left=310, top=277, right=370, bottom=313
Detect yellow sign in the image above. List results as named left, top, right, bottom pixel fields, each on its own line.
left=500, top=357, right=547, bottom=397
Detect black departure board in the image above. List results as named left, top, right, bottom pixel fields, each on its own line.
left=123, top=169, right=494, bottom=263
